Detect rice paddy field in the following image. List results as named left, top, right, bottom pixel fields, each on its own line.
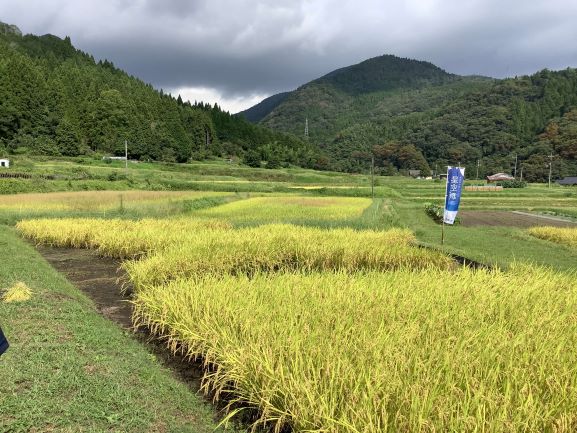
left=195, top=196, right=373, bottom=225
left=528, top=226, right=577, bottom=248
left=0, top=190, right=230, bottom=211
left=3, top=157, right=577, bottom=432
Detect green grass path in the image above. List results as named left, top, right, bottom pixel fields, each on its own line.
left=0, top=226, right=235, bottom=433
left=394, top=200, right=577, bottom=272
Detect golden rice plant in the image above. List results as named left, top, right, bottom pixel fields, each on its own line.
left=196, top=196, right=372, bottom=224
left=2, top=282, right=32, bottom=303
left=133, top=265, right=577, bottom=433
left=124, top=225, right=452, bottom=288
left=1, top=190, right=227, bottom=211
left=528, top=226, right=577, bottom=248
left=17, top=217, right=232, bottom=258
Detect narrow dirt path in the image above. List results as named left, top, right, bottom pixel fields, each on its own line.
left=36, top=246, right=134, bottom=328
left=35, top=245, right=206, bottom=389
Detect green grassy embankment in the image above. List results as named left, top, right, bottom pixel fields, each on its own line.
left=0, top=226, right=237, bottom=433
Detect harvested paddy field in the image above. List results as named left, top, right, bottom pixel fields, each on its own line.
left=459, top=210, right=577, bottom=227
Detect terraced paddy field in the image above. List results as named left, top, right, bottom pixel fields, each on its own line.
left=3, top=158, right=577, bottom=432
left=195, top=196, right=373, bottom=225
left=15, top=214, right=577, bottom=433
left=528, top=226, right=577, bottom=248
left=0, top=189, right=238, bottom=224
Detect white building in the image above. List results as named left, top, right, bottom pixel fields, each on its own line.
left=0, top=159, right=9, bottom=168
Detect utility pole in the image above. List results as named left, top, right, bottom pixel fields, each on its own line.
left=513, top=154, right=518, bottom=179
left=476, top=160, right=480, bottom=180
left=520, top=165, right=523, bottom=182
left=371, top=154, right=375, bottom=199
left=548, top=152, right=554, bottom=188
left=124, top=140, right=128, bottom=172
left=304, top=118, right=309, bottom=140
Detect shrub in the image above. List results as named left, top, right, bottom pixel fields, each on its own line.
left=424, top=202, right=461, bottom=224
left=497, top=180, right=527, bottom=188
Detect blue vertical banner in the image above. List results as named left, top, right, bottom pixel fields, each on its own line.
left=443, top=166, right=465, bottom=225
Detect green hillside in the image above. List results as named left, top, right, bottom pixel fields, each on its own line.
left=238, top=91, right=291, bottom=122
left=0, top=22, right=316, bottom=167
left=246, top=55, right=577, bottom=180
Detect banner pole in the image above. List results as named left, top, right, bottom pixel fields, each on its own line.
left=441, top=166, right=449, bottom=245
left=441, top=218, right=445, bottom=245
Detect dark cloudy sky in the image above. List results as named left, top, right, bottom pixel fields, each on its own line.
left=2, top=0, right=577, bottom=112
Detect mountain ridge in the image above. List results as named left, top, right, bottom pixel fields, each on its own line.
left=240, top=54, right=577, bottom=180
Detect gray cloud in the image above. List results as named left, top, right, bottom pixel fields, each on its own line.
left=2, top=0, right=577, bottom=100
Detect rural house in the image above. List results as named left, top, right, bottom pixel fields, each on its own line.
left=0, top=158, right=10, bottom=168
left=486, top=172, right=514, bottom=182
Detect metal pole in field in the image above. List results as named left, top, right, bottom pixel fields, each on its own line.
left=371, top=154, right=375, bottom=199
left=441, top=217, right=445, bottom=245
left=476, top=160, right=480, bottom=180
left=514, top=154, right=518, bottom=179
left=124, top=140, right=128, bottom=171
left=548, top=152, right=553, bottom=188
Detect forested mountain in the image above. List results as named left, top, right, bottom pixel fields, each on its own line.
left=0, top=22, right=316, bottom=167
left=238, top=92, right=291, bottom=123
left=245, top=55, right=577, bottom=180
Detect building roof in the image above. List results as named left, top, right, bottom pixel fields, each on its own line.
left=486, top=173, right=514, bottom=181
left=557, top=176, right=577, bottom=185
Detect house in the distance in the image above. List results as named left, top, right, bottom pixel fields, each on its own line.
left=557, top=176, right=577, bottom=186
left=486, top=173, right=514, bottom=183
left=0, top=158, right=10, bottom=168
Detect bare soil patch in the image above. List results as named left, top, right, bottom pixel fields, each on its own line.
left=35, top=246, right=205, bottom=389
left=460, top=211, right=577, bottom=228
left=36, top=246, right=133, bottom=328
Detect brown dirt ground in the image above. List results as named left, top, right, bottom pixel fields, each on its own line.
left=459, top=211, right=577, bottom=228
left=35, top=246, right=205, bottom=389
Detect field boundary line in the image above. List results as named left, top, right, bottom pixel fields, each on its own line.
left=511, top=211, right=577, bottom=224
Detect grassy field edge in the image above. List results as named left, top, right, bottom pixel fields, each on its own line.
left=0, top=225, right=236, bottom=433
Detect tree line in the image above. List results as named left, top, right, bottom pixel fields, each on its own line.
left=0, top=27, right=316, bottom=168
